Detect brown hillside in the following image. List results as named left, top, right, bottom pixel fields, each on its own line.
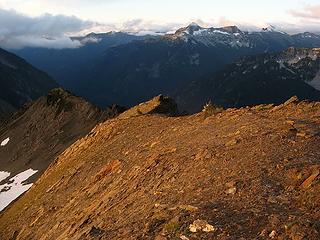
left=0, top=97, right=320, bottom=239
left=0, top=88, right=123, bottom=180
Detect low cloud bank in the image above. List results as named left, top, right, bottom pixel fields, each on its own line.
left=0, top=9, right=93, bottom=49
left=290, top=4, right=320, bottom=20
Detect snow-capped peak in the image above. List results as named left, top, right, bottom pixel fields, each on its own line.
left=187, top=22, right=202, bottom=30
left=261, top=25, right=286, bottom=34
left=178, top=22, right=204, bottom=35
left=169, top=23, right=250, bottom=48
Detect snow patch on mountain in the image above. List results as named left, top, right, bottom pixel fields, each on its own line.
left=193, top=29, right=231, bottom=36
left=80, top=36, right=102, bottom=44
left=173, top=24, right=251, bottom=49
left=0, top=168, right=38, bottom=211
left=0, top=171, right=10, bottom=182
left=1, top=137, right=10, bottom=146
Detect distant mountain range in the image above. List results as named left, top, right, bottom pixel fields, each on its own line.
left=178, top=47, right=320, bottom=112
left=11, top=24, right=320, bottom=111
left=0, top=48, right=57, bottom=120
left=13, top=33, right=151, bottom=89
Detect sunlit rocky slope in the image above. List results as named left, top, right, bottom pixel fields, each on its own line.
left=0, top=96, right=319, bottom=239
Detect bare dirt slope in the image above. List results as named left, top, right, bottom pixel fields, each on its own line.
left=0, top=97, right=320, bottom=239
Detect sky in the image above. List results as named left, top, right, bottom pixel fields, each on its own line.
left=0, top=0, right=319, bottom=48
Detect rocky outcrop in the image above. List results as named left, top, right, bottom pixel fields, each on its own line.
left=118, top=95, right=178, bottom=119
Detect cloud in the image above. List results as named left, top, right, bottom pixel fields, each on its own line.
left=285, top=4, right=320, bottom=34
left=78, top=19, right=181, bottom=36
left=0, top=8, right=94, bottom=49
left=290, top=4, right=320, bottom=20
left=1, top=6, right=319, bottom=50
left=120, top=19, right=180, bottom=33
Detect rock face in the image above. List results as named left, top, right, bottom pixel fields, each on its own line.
left=118, top=95, right=178, bottom=119
left=1, top=97, right=320, bottom=239
left=0, top=88, right=123, bottom=189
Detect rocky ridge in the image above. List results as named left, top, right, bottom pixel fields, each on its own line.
left=0, top=88, right=124, bottom=189
left=0, top=97, right=320, bottom=239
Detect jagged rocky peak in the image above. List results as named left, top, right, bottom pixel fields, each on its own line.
left=83, top=32, right=99, bottom=38
left=46, top=88, right=74, bottom=106
left=175, top=22, right=203, bottom=35
left=186, top=22, right=203, bottom=32
left=174, top=23, right=244, bottom=37
left=45, top=88, right=102, bottom=117
left=218, top=25, right=242, bottom=34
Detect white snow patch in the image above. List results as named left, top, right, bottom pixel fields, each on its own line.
left=0, top=171, right=10, bottom=182
left=193, top=29, right=230, bottom=36
left=212, top=30, right=230, bottom=35
left=1, top=137, right=9, bottom=146
left=0, top=168, right=38, bottom=211
left=80, top=36, right=102, bottom=44
left=193, top=29, right=209, bottom=36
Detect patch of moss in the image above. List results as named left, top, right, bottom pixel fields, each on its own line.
left=163, top=220, right=180, bottom=234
